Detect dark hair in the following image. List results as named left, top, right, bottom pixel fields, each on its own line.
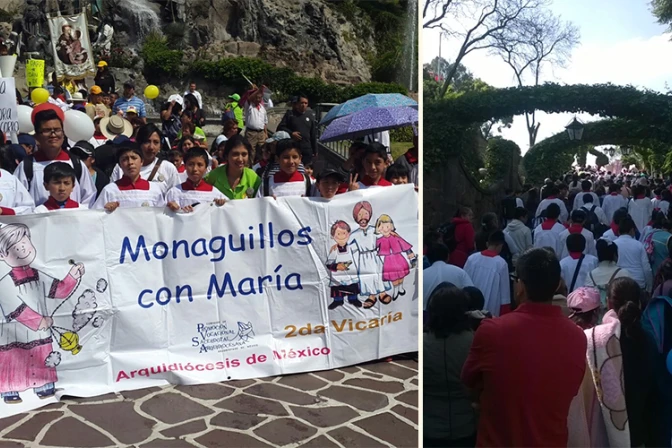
left=456, top=206, right=472, bottom=218
left=385, top=163, right=409, bottom=181
left=167, top=149, right=183, bottom=161
left=183, top=147, right=209, bottom=165
left=596, top=239, right=618, bottom=262
left=135, top=124, right=163, bottom=147
left=427, top=243, right=449, bottom=264
left=612, top=207, right=629, bottom=225
left=571, top=209, right=587, bottom=223
left=651, top=210, right=666, bottom=229
left=566, top=233, right=586, bottom=253
left=184, top=93, right=200, bottom=111
left=463, top=286, right=485, bottom=311
left=487, top=230, right=505, bottom=246
left=608, top=183, right=620, bottom=193
left=514, top=206, right=527, bottom=220
left=34, top=110, right=62, bottom=132
left=662, top=189, right=672, bottom=203
left=364, top=142, right=388, bottom=161
left=632, top=184, right=645, bottom=198
left=43, top=162, right=76, bottom=184
left=276, top=139, right=302, bottom=157
left=481, top=212, right=498, bottom=231
left=607, top=277, right=643, bottom=338
left=222, top=119, right=238, bottom=134
left=517, top=248, right=561, bottom=302
left=582, top=192, right=594, bottom=204
left=426, top=283, right=471, bottom=338
left=116, top=143, right=143, bottom=162
left=581, top=180, right=592, bottom=191
left=618, top=216, right=636, bottom=235
left=546, top=203, right=561, bottom=220
left=178, top=136, right=197, bottom=153
left=223, top=134, right=253, bottom=159
left=0, top=145, right=19, bottom=172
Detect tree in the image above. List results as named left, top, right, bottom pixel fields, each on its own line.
left=491, top=10, right=579, bottom=147
left=652, top=0, right=672, bottom=29
left=423, top=56, right=452, bottom=81
left=423, top=0, right=545, bottom=99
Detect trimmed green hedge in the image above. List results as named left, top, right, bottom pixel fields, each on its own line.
left=485, top=138, right=521, bottom=185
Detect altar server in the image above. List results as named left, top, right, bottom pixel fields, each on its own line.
left=560, top=233, right=598, bottom=293
left=463, top=231, right=511, bottom=317
left=559, top=210, right=596, bottom=259
left=534, top=185, right=568, bottom=224
left=33, top=163, right=87, bottom=213
left=94, top=144, right=165, bottom=211
left=0, top=168, right=34, bottom=215
left=533, top=203, right=565, bottom=256
left=166, top=148, right=226, bottom=212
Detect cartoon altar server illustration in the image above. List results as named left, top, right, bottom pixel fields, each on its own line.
left=375, top=214, right=416, bottom=300
left=326, top=220, right=362, bottom=310
left=348, top=201, right=391, bottom=308
left=0, top=223, right=84, bottom=403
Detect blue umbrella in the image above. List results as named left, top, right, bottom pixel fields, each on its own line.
left=319, top=106, right=418, bottom=143
left=319, top=93, right=417, bottom=125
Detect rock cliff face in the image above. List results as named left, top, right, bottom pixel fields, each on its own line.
left=108, top=0, right=374, bottom=84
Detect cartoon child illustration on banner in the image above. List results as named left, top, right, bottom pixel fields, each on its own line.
left=0, top=223, right=84, bottom=404
left=375, top=215, right=416, bottom=300
left=347, top=201, right=392, bottom=308
left=326, top=220, right=362, bottom=310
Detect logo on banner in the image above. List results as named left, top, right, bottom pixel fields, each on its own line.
left=192, top=320, right=257, bottom=353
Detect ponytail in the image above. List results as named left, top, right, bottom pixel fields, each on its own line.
left=616, top=301, right=642, bottom=337
left=607, top=277, right=643, bottom=338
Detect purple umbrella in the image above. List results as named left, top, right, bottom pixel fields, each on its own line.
left=319, top=106, right=418, bottom=143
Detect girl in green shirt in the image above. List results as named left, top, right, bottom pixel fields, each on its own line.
left=205, top=135, right=261, bottom=199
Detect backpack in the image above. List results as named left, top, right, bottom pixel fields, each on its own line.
left=589, top=268, right=621, bottom=318
left=437, top=221, right=457, bottom=252
left=502, top=196, right=517, bottom=221
left=263, top=173, right=312, bottom=197
left=641, top=295, right=672, bottom=375
left=582, top=205, right=607, bottom=238
left=23, top=152, right=83, bottom=192
left=222, top=103, right=239, bottom=123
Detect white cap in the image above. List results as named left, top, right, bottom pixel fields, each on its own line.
left=168, top=94, right=184, bottom=106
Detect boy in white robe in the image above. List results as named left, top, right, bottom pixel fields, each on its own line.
left=533, top=203, right=566, bottom=257
left=166, top=148, right=226, bottom=212
left=326, top=220, right=362, bottom=310
left=559, top=209, right=596, bottom=259
left=628, top=185, right=653, bottom=234
left=0, top=169, right=35, bottom=215
left=464, top=231, right=511, bottom=317
left=572, top=180, right=600, bottom=211
left=602, top=184, right=628, bottom=224
left=535, top=185, right=569, bottom=224
left=33, top=163, right=88, bottom=213
left=560, top=233, right=598, bottom=293
left=94, top=144, right=165, bottom=211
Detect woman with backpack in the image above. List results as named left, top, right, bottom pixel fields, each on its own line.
left=447, top=207, right=475, bottom=269
left=584, top=239, right=632, bottom=321
left=642, top=210, right=672, bottom=276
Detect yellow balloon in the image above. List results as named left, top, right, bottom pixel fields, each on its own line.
left=144, top=85, right=159, bottom=100
left=31, top=87, right=50, bottom=105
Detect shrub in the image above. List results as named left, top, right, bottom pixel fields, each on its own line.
left=141, top=32, right=183, bottom=82
left=390, top=127, right=414, bottom=142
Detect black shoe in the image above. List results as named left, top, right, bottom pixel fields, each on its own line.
left=328, top=301, right=344, bottom=310
left=399, top=289, right=406, bottom=296
left=3, top=395, right=21, bottom=404
left=349, top=300, right=362, bottom=308
left=36, top=388, right=55, bottom=399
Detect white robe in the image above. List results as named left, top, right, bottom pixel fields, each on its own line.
left=573, top=192, right=600, bottom=211
left=165, top=184, right=226, bottom=208
left=463, top=252, right=510, bottom=317
left=559, top=228, right=596, bottom=259
left=628, top=198, right=653, bottom=234
left=602, top=193, right=628, bottom=223
left=535, top=198, right=569, bottom=223
left=93, top=182, right=166, bottom=209
left=326, top=244, right=358, bottom=287
left=560, top=254, right=599, bottom=293
left=110, top=159, right=180, bottom=194
left=533, top=222, right=566, bottom=256
left=33, top=203, right=88, bottom=214
left=348, top=225, right=389, bottom=296
left=423, top=261, right=473, bottom=310
left=0, top=169, right=35, bottom=215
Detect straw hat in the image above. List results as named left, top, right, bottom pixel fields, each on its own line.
left=99, top=115, right=132, bottom=140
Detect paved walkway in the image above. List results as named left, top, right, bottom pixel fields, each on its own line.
left=0, top=356, right=417, bottom=448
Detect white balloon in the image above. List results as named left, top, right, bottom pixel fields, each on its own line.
left=17, top=105, right=34, bottom=134
left=63, top=110, right=94, bottom=142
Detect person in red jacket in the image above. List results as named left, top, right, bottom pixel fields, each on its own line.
left=449, top=207, right=475, bottom=268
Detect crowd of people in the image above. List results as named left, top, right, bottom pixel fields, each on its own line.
left=0, top=70, right=419, bottom=216
left=424, top=167, right=672, bottom=447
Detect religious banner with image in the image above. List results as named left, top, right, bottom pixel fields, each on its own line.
left=0, top=186, right=419, bottom=418
left=47, top=13, right=95, bottom=80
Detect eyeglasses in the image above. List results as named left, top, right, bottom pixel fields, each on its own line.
left=40, top=128, right=64, bottom=136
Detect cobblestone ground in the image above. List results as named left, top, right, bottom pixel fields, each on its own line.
left=0, top=355, right=417, bottom=448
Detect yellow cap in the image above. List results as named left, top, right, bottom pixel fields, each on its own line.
left=97, top=61, right=108, bottom=67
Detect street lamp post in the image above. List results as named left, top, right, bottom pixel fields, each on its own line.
left=565, top=117, right=585, bottom=141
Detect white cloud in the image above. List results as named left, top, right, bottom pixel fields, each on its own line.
left=423, top=28, right=672, bottom=161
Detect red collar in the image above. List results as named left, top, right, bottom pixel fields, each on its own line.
left=541, top=219, right=557, bottom=230
left=361, top=176, right=392, bottom=187
left=568, top=224, right=584, bottom=234
left=569, top=251, right=583, bottom=260
left=116, top=176, right=150, bottom=190
left=43, top=197, right=79, bottom=210
left=34, top=150, right=70, bottom=162
left=610, top=192, right=619, bottom=196
left=636, top=194, right=646, bottom=199
left=259, top=159, right=268, bottom=168
left=9, top=266, right=38, bottom=285
left=177, top=164, right=186, bottom=173
left=546, top=196, right=557, bottom=200
left=404, top=150, right=418, bottom=165
left=656, top=196, right=662, bottom=200
left=182, top=179, right=213, bottom=191
left=610, top=222, right=620, bottom=236
left=273, top=170, right=304, bottom=183
left=481, top=250, right=498, bottom=258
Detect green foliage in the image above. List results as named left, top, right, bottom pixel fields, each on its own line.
left=109, top=41, right=140, bottom=69
left=652, top=0, right=672, bottom=26
left=484, top=138, right=521, bottom=185
left=141, top=32, right=184, bottom=81
left=390, top=127, right=414, bottom=142
left=190, top=57, right=407, bottom=103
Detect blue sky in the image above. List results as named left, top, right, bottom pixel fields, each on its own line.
left=422, top=1, right=672, bottom=156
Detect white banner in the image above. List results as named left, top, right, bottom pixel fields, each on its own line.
left=47, top=13, right=96, bottom=80
left=0, top=77, right=18, bottom=134
left=0, top=186, right=418, bottom=417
